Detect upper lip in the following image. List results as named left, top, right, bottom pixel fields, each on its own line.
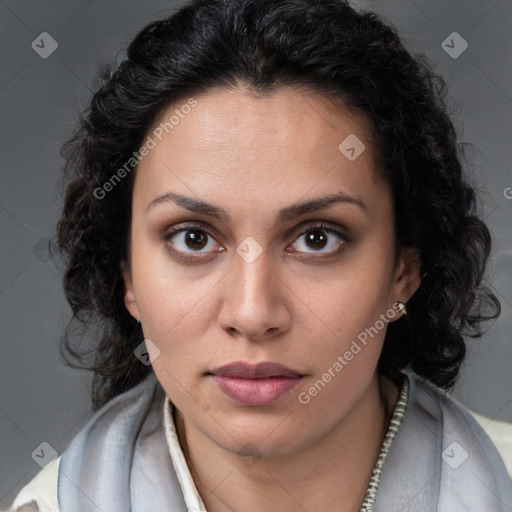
left=207, top=361, right=303, bottom=379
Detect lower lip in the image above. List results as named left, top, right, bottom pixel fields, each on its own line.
left=210, top=375, right=302, bottom=406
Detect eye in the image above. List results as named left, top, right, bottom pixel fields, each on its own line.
left=289, top=223, right=348, bottom=256
left=163, top=224, right=223, bottom=260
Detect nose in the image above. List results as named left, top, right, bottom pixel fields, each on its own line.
left=217, top=247, right=292, bottom=342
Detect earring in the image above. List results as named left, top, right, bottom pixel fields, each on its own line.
left=136, top=318, right=141, bottom=325
left=395, top=301, right=407, bottom=315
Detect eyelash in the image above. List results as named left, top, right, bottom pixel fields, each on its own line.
left=162, top=222, right=350, bottom=262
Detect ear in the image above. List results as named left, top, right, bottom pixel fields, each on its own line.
left=120, top=260, right=140, bottom=321
left=390, top=246, right=422, bottom=315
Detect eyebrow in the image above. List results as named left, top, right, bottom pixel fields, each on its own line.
left=145, top=191, right=367, bottom=223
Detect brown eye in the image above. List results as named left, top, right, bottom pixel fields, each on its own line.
left=164, top=225, right=222, bottom=257
left=290, top=223, right=349, bottom=256
left=304, top=229, right=329, bottom=251
left=182, top=229, right=209, bottom=250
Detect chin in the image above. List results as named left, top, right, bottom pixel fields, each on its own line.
left=203, top=415, right=314, bottom=459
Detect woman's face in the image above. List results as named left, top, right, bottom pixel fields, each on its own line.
left=123, top=86, right=420, bottom=457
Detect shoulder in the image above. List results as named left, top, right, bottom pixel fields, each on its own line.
left=8, top=374, right=161, bottom=512
left=413, top=372, right=511, bottom=472
left=9, top=457, right=60, bottom=512
left=407, top=371, right=512, bottom=507
left=468, top=409, right=512, bottom=480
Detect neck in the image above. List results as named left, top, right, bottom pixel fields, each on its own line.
left=175, top=372, right=400, bottom=512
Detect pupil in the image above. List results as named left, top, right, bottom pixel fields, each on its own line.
left=306, top=230, right=327, bottom=250
left=186, top=230, right=207, bottom=250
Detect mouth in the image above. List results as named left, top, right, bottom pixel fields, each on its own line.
left=206, top=361, right=304, bottom=406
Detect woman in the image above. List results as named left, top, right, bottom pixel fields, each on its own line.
left=10, top=0, right=512, bottom=510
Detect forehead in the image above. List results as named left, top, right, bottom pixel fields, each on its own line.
left=147, top=85, right=376, bottom=161
left=134, top=86, right=387, bottom=220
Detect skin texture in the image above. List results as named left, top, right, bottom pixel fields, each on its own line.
left=122, top=85, right=421, bottom=511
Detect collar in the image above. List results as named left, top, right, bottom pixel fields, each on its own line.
left=163, top=396, right=207, bottom=511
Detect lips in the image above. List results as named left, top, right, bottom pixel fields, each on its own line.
left=207, top=361, right=303, bottom=406
left=208, top=361, right=302, bottom=379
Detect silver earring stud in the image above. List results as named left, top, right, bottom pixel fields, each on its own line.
left=395, top=301, right=407, bottom=315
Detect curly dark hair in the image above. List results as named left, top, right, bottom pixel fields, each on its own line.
left=55, top=0, right=500, bottom=410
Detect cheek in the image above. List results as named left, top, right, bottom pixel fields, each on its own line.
left=135, top=275, right=206, bottom=352
left=302, top=246, right=395, bottom=379
left=129, top=249, right=218, bottom=384
left=129, top=227, right=200, bottom=335
left=317, top=254, right=394, bottom=335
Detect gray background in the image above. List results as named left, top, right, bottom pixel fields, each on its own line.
left=0, top=0, right=511, bottom=507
